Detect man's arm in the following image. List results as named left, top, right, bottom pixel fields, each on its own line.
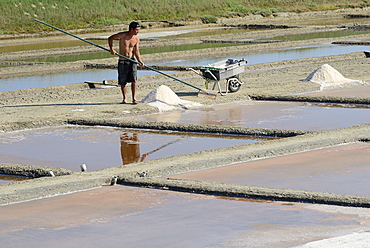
left=134, top=38, right=144, bottom=66
left=108, top=32, right=123, bottom=55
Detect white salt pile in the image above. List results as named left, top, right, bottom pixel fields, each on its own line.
left=141, top=85, right=202, bottom=112
left=303, top=64, right=364, bottom=90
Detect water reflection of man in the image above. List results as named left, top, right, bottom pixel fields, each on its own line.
left=120, top=133, right=147, bottom=165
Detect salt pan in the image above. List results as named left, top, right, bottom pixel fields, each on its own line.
left=141, top=85, right=201, bottom=112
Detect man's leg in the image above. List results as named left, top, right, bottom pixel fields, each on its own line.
left=120, top=85, right=127, bottom=104
left=131, top=82, right=138, bottom=104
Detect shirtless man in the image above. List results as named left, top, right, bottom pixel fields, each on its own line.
left=108, top=21, right=144, bottom=104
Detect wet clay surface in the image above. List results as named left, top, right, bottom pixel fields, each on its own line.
left=170, top=142, right=370, bottom=197
left=1, top=185, right=369, bottom=248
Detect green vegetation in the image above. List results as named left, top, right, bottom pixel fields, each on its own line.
left=2, top=0, right=370, bottom=34
left=200, top=15, right=218, bottom=24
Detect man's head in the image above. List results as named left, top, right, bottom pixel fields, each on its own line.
left=129, top=21, right=140, bottom=31
left=128, top=21, right=140, bottom=35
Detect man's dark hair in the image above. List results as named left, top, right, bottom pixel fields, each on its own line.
left=129, top=21, right=140, bottom=30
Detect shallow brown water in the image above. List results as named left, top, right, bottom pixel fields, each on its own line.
left=123, top=100, right=370, bottom=131
left=171, top=142, right=370, bottom=197
left=0, top=174, right=30, bottom=184
left=0, top=185, right=367, bottom=248
left=0, top=126, right=261, bottom=172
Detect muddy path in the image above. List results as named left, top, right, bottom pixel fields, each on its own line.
left=1, top=8, right=370, bottom=206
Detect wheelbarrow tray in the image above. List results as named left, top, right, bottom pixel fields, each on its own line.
left=200, top=59, right=247, bottom=81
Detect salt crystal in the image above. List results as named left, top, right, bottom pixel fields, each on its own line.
left=303, top=64, right=363, bottom=90
left=141, top=85, right=201, bottom=112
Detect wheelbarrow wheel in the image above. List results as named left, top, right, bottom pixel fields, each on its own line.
left=227, top=77, right=242, bottom=92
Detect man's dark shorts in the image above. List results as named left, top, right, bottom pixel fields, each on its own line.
left=118, top=59, right=137, bottom=86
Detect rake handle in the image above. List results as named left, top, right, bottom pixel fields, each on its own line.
left=34, top=19, right=203, bottom=91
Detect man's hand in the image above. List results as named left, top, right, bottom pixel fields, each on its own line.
left=110, top=48, right=117, bottom=55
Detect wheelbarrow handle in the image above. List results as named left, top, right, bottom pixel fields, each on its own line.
left=187, top=68, right=202, bottom=76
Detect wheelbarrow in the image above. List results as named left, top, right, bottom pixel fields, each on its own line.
left=189, top=58, right=247, bottom=96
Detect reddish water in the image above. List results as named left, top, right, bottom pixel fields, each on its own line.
left=171, top=142, right=370, bottom=197
left=123, top=100, right=370, bottom=131
left=0, top=185, right=367, bottom=248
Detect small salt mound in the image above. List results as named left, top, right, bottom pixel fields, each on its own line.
left=141, top=85, right=201, bottom=112
left=303, top=64, right=363, bottom=90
